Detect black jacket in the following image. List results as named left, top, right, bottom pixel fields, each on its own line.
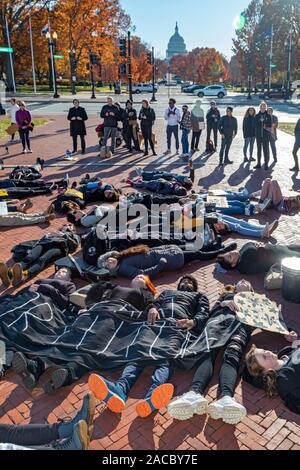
left=100, top=105, right=120, bottom=128
left=67, top=106, right=88, bottom=136
left=295, top=119, right=300, bottom=140
left=243, top=115, right=256, bottom=139
left=206, top=108, right=221, bottom=128
left=122, top=108, right=138, bottom=129
left=219, top=115, right=238, bottom=138
left=254, top=112, right=272, bottom=138
left=276, top=346, right=300, bottom=414
left=139, top=107, right=156, bottom=127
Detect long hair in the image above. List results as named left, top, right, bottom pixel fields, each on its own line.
left=112, top=244, right=150, bottom=261
left=104, top=188, right=122, bottom=203
left=217, top=254, right=235, bottom=270
left=245, top=344, right=278, bottom=398
left=244, top=107, right=256, bottom=119
left=144, top=276, right=157, bottom=296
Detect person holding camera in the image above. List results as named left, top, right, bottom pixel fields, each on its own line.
left=164, top=98, right=181, bottom=155
left=16, top=101, right=33, bottom=154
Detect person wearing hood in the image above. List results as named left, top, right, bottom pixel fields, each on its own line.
left=191, top=100, right=205, bottom=153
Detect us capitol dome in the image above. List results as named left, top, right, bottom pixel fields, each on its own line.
left=166, top=22, right=188, bottom=61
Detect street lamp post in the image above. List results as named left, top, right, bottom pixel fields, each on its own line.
left=285, top=30, right=293, bottom=101
left=127, top=31, right=133, bottom=102
left=247, top=74, right=252, bottom=100
left=68, top=49, right=77, bottom=95
left=150, top=47, right=157, bottom=103
left=46, top=31, right=59, bottom=98
left=89, top=53, right=97, bottom=100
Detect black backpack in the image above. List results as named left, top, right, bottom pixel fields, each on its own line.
left=81, top=228, right=110, bottom=266
left=206, top=138, right=215, bottom=153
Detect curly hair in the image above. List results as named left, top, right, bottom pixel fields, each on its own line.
left=245, top=344, right=278, bottom=398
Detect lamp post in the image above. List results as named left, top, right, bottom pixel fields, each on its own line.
left=46, top=30, right=59, bottom=98
left=150, top=47, right=157, bottom=103
left=127, top=31, right=133, bottom=102
left=284, top=30, right=293, bottom=101
left=68, top=49, right=77, bottom=95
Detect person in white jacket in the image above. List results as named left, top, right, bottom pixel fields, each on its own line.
left=9, top=98, right=19, bottom=142
left=164, top=98, right=181, bottom=155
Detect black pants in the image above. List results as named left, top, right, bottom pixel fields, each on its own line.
left=207, top=124, right=218, bottom=148
left=0, top=187, right=52, bottom=200
left=21, top=246, right=63, bottom=277
left=0, top=422, right=59, bottom=447
left=293, top=138, right=300, bottom=168
left=191, top=131, right=202, bottom=150
left=191, top=324, right=251, bottom=398
left=256, top=133, right=270, bottom=168
left=141, top=124, right=155, bottom=153
left=19, top=128, right=31, bottom=151
left=166, top=125, right=179, bottom=151
left=219, top=136, right=233, bottom=164
left=72, top=134, right=86, bottom=153
left=123, top=126, right=140, bottom=151
left=29, top=356, right=90, bottom=387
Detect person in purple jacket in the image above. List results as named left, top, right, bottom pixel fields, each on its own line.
left=16, top=101, right=32, bottom=154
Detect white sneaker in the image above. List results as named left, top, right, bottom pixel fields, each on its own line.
left=207, top=396, right=246, bottom=425
left=23, top=149, right=28, bottom=154
left=167, top=391, right=208, bottom=421
left=259, top=198, right=272, bottom=213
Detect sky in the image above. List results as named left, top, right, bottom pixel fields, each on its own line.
left=121, top=0, right=250, bottom=60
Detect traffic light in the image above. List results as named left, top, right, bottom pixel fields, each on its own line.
left=147, top=51, right=153, bottom=65
left=119, top=38, right=127, bottom=57
left=89, top=53, right=100, bottom=65
left=119, top=63, right=127, bottom=76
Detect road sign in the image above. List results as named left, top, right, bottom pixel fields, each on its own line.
left=270, top=64, right=277, bottom=68
left=0, top=46, right=13, bottom=53
left=54, top=54, right=64, bottom=59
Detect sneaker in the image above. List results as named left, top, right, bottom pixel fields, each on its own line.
left=12, top=352, right=38, bottom=390
left=136, top=384, right=174, bottom=418
left=258, top=198, right=272, bottom=213
left=143, top=152, right=149, bottom=157
left=250, top=157, right=256, bottom=162
left=88, top=373, right=126, bottom=414
left=0, top=262, right=11, bottom=288
left=11, top=263, right=25, bottom=287
left=175, top=150, right=179, bottom=155
left=224, top=160, right=233, bottom=165
left=207, top=396, right=246, bottom=425
left=164, top=150, right=171, bottom=155
left=54, top=421, right=89, bottom=451
left=290, top=166, right=299, bottom=172
left=58, top=392, right=95, bottom=439
left=22, top=149, right=28, bottom=154
left=27, top=149, right=33, bottom=154
left=167, top=391, right=208, bottom=421
left=262, top=220, right=279, bottom=238
left=43, top=368, right=69, bottom=394
left=253, top=164, right=261, bottom=170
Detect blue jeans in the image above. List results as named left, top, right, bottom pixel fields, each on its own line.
left=116, top=362, right=172, bottom=399
left=181, top=129, right=190, bottom=154
left=219, top=214, right=265, bottom=238
left=167, top=125, right=179, bottom=151
left=217, top=200, right=255, bottom=215
left=243, top=137, right=255, bottom=159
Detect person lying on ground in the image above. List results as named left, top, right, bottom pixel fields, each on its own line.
left=0, top=177, right=67, bottom=201
left=0, top=225, right=80, bottom=287
left=244, top=333, right=300, bottom=414
left=0, top=393, right=94, bottom=451
left=85, top=274, right=157, bottom=311
left=124, top=176, right=188, bottom=197
left=210, top=214, right=279, bottom=239
left=168, top=280, right=298, bottom=425
left=251, top=178, right=300, bottom=214
left=97, top=242, right=237, bottom=279
left=3, top=198, right=33, bottom=213
left=217, top=241, right=300, bottom=275
left=0, top=204, right=55, bottom=227
left=130, top=169, right=193, bottom=189
left=88, top=275, right=208, bottom=418
left=10, top=276, right=209, bottom=397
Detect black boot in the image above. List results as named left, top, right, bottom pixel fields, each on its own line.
left=290, top=156, right=299, bottom=172
left=12, top=352, right=44, bottom=390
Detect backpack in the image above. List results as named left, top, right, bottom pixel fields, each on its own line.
left=81, top=227, right=110, bottom=266
left=206, top=139, right=215, bottom=153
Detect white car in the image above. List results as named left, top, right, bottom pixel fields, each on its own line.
left=132, top=83, right=158, bottom=94
left=195, top=85, right=227, bottom=99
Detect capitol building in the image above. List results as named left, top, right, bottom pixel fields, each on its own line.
left=166, top=22, right=188, bottom=61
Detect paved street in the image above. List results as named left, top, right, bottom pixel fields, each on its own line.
left=0, top=94, right=300, bottom=451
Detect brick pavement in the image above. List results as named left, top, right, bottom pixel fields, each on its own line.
left=0, top=112, right=300, bottom=451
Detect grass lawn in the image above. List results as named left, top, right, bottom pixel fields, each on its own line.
left=279, top=123, right=296, bottom=136
left=16, top=85, right=127, bottom=94
left=0, top=118, right=49, bottom=141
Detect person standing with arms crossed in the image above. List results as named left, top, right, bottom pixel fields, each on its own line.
left=100, top=97, right=120, bottom=155
left=218, top=107, right=238, bottom=167
left=67, top=99, right=88, bottom=155
left=206, top=101, right=221, bottom=150
left=139, top=99, right=157, bottom=157
left=254, top=102, right=272, bottom=170
left=164, top=98, right=181, bottom=155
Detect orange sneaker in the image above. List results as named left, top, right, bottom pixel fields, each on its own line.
left=88, top=373, right=126, bottom=414
left=136, top=383, right=174, bottom=418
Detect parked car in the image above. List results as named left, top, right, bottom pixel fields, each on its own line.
left=195, top=85, right=227, bottom=98
left=182, top=84, right=205, bottom=93
left=259, top=88, right=291, bottom=100
left=132, top=83, right=158, bottom=94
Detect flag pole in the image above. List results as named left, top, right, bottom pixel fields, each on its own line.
left=5, top=16, right=16, bottom=93
left=29, top=15, right=37, bottom=94
left=268, top=24, right=274, bottom=92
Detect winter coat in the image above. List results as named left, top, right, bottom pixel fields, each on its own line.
left=16, top=109, right=32, bottom=129
left=139, top=107, right=156, bottom=127
left=254, top=112, right=272, bottom=139
left=100, top=105, right=120, bottom=128
left=206, top=108, right=221, bottom=128
left=67, top=106, right=88, bottom=136
left=191, top=108, right=205, bottom=132
left=243, top=115, right=256, bottom=139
